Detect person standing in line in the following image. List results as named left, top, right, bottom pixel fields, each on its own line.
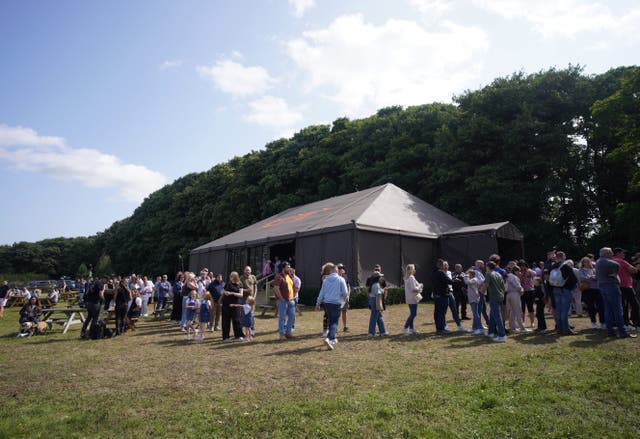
left=315, top=262, right=348, bottom=350
left=432, top=259, right=453, bottom=334
left=221, top=271, right=244, bottom=341
left=505, top=266, right=528, bottom=332
left=367, top=270, right=388, bottom=337
left=170, top=272, right=184, bottom=324
left=533, top=277, right=547, bottom=333
left=596, top=247, right=637, bottom=339
left=207, top=273, right=225, bottom=331
left=156, top=274, right=171, bottom=311
left=472, top=260, right=489, bottom=328
left=612, top=248, right=640, bottom=331
left=578, top=256, right=605, bottom=330
left=0, top=280, right=9, bottom=318
left=480, top=261, right=507, bottom=343
left=451, top=264, right=469, bottom=320
left=337, top=263, right=351, bottom=332
left=549, top=251, right=578, bottom=335
left=403, top=264, right=423, bottom=335
left=464, top=269, right=483, bottom=334
left=366, top=264, right=388, bottom=310
left=113, top=279, right=132, bottom=336
left=290, top=268, right=302, bottom=332
left=241, top=266, right=259, bottom=335
left=518, top=261, right=537, bottom=328
left=81, top=275, right=106, bottom=338
left=443, top=261, right=470, bottom=332
left=198, top=292, right=212, bottom=342
left=273, top=262, right=296, bottom=340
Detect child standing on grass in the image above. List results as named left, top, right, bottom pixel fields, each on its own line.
left=231, top=296, right=255, bottom=341
left=185, top=290, right=200, bottom=341
left=534, top=277, right=547, bottom=333
left=198, top=292, right=212, bottom=342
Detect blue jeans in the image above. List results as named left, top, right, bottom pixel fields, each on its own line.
left=404, top=304, right=418, bottom=330
left=553, top=287, right=572, bottom=331
left=368, top=296, right=386, bottom=335
left=324, top=303, right=342, bottom=341
left=447, top=293, right=461, bottom=326
left=488, top=299, right=505, bottom=337
left=599, top=284, right=627, bottom=336
left=470, top=302, right=482, bottom=331
left=479, top=294, right=490, bottom=325
left=433, top=294, right=448, bottom=331
left=180, top=295, right=189, bottom=327
left=277, top=300, right=296, bottom=335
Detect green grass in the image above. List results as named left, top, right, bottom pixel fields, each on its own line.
left=1, top=302, right=639, bottom=438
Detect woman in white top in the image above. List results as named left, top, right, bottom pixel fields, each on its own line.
left=506, top=266, right=528, bottom=331
left=403, top=264, right=423, bottom=335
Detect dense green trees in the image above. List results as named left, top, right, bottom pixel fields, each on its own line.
left=0, top=66, right=637, bottom=277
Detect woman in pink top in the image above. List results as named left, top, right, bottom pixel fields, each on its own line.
left=518, top=261, right=536, bottom=328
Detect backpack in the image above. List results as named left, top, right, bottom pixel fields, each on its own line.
left=89, top=320, right=106, bottom=340
left=549, top=263, right=567, bottom=287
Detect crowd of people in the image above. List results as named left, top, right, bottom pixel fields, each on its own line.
left=2, top=247, right=639, bottom=346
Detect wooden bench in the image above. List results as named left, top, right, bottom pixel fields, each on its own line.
left=258, top=304, right=276, bottom=316
left=258, top=303, right=305, bottom=316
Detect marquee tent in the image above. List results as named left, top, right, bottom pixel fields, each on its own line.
left=190, top=183, right=523, bottom=288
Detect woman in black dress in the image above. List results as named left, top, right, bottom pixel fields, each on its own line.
left=221, top=271, right=244, bottom=340
left=170, top=272, right=184, bottom=323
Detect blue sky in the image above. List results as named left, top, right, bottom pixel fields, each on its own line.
left=1, top=0, right=638, bottom=244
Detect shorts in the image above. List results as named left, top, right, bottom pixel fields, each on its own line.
left=521, top=291, right=535, bottom=313
left=241, top=313, right=253, bottom=328
left=0, top=298, right=7, bottom=307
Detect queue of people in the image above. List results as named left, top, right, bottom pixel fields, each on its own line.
left=5, top=246, right=639, bottom=347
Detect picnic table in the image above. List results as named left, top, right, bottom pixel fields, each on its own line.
left=41, top=308, right=86, bottom=334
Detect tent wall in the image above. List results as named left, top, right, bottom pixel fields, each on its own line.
left=189, top=250, right=227, bottom=275
left=439, top=234, right=498, bottom=269
left=356, top=230, right=402, bottom=287
left=296, top=230, right=354, bottom=288
left=400, top=236, right=437, bottom=286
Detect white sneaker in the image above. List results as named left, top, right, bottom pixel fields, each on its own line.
left=591, top=322, right=598, bottom=329
left=324, top=338, right=334, bottom=350
left=624, top=325, right=634, bottom=332
left=493, top=336, right=506, bottom=343
left=600, top=323, right=606, bottom=330
left=457, top=325, right=471, bottom=333
left=485, top=332, right=494, bottom=338
left=321, top=331, right=328, bottom=338
left=522, top=328, right=531, bottom=333
left=402, top=328, right=411, bottom=335
left=473, top=329, right=483, bottom=335
left=410, top=329, right=418, bottom=334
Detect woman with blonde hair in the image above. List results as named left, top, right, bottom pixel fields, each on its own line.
left=403, top=264, right=423, bottom=335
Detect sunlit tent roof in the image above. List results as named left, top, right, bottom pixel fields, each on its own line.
left=192, top=183, right=468, bottom=253
left=443, top=222, right=524, bottom=240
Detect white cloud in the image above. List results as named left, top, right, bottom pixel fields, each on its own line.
left=245, top=96, right=303, bottom=129
left=408, top=0, right=453, bottom=16
left=0, top=124, right=167, bottom=203
left=473, top=0, right=616, bottom=39
left=197, top=59, right=275, bottom=97
left=289, top=0, right=315, bottom=17
left=159, top=59, right=182, bottom=71
left=286, top=13, right=489, bottom=116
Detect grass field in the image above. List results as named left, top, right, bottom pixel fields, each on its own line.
left=1, top=301, right=639, bottom=438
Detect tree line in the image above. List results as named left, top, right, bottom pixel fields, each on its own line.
left=1, top=65, right=638, bottom=278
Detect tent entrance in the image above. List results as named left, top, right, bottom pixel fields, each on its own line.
left=269, top=241, right=295, bottom=270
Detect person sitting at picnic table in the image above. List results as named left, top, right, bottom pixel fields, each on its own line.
left=47, top=287, right=60, bottom=304
left=19, top=295, right=42, bottom=325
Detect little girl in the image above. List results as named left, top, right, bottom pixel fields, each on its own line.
left=198, top=292, right=212, bottom=342
left=231, top=296, right=255, bottom=341
left=184, top=290, right=200, bottom=340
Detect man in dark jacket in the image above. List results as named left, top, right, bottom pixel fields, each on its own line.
left=432, top=259, right=453, bottom=334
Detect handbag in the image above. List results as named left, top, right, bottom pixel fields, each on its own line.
left=415, top=293, right=423, bottom=302
left=578, top=281, right=589, bottom=292
left=375, top=294, right=384, bottom=311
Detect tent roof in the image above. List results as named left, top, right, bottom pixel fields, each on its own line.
left=191, top=183, right=468, bottom=253
left=443, top=221, right=523, bottom=240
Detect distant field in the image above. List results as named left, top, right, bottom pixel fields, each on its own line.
left=1, top=301, right=639, bottom=438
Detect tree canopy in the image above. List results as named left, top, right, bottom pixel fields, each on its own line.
left=1, top=66, right=638, bottom=277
